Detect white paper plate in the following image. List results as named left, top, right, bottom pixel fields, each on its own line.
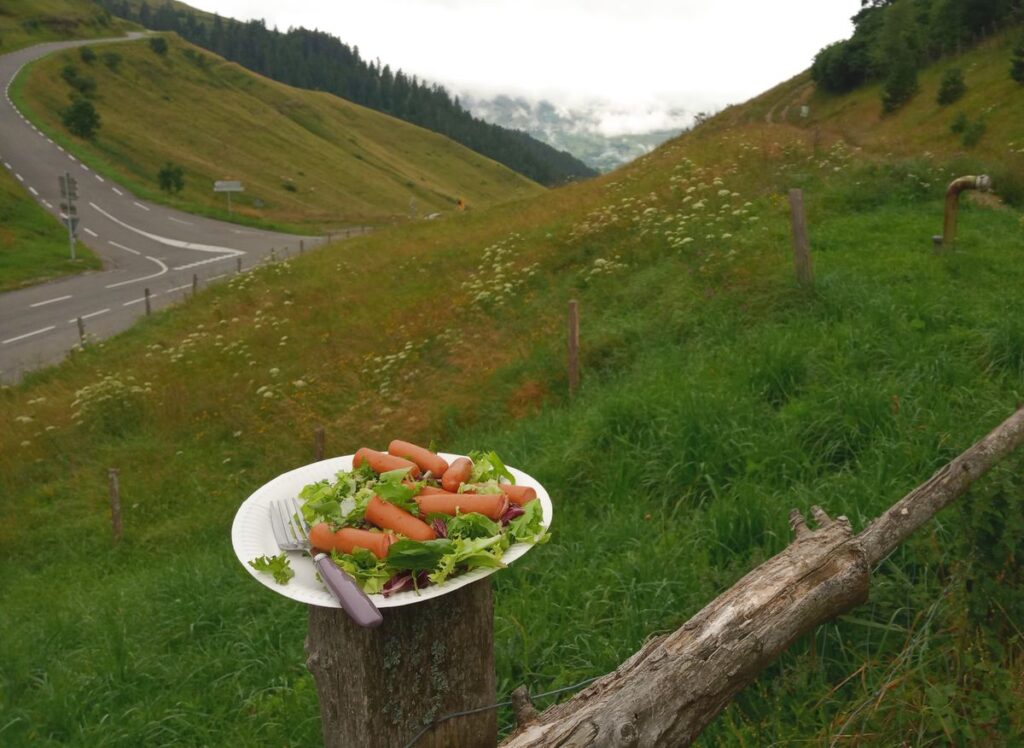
left=231, top=453, right=552, bottom=608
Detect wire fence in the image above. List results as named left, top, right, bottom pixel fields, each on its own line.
left=401, top=674, right=605, bottom=748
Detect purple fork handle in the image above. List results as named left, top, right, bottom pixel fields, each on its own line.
left=313, top=553, right=383, bottom=627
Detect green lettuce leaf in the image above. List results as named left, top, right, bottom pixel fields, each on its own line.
left=249, top=553, right=294, bottom=585
left=508, top=500, right=548, bottom=545
left=387, top=538, right=454, bottom=571
left=467, top=450, right=515, bottom=484
left=429, top=535, right=508, bottom=586
left=328, top=548, right=392, bottom=594
left=446, top=512, right=500, bottom=540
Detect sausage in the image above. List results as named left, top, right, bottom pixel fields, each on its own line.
left=417, top=485, right=457, bottom=496
left=441, top=457, right=472, bottom=493
left=388, top=440, right=449, bottom=477
left=499, top=484, right=537, bottom=506
left=415, top=492, right=508, bottom=521
left=352, top=447, right=422, bottom=478
left=309, top=523, right=394, bottom=559
left=365, top=496, right=437, bottom=541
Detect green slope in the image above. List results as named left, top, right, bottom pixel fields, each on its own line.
left=0, top=0, right=130, bottom=53
left=16, top=34, right=543, bottom=231
left=1, top=22, right=1023, bottom=748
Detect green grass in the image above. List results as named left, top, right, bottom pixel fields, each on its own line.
left=0, top=0, right=130, bottom=53
left=14, top=34, right=543, bottom=232
left=2, top=19, right=1024, bottom=748
left=0, top=165, right=101, bottom=291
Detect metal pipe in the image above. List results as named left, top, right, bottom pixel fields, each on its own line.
left=942, top=174, right=991, bottom=250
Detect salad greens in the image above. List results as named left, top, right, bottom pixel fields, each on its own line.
left=249, top=553, right=294, bottom=585
left=292, top=450, right=549, bottom=595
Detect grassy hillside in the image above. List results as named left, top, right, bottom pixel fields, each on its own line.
left=15, top=34, right=543, bottom=231
left=2, top=26, right=1023, bottom=748
left=0, top=0, right=129, bottom=53
left=0, top=161, right=101, bottom=291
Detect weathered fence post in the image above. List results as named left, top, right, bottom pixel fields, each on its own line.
left=236, top=257, right=243, bottom=274
left=306, top=579, right=496, bottom=748
left=567, top=300, right=580, bottom=397
left=76, top=316, right=85, bottom=347
left=144, top=287, right=151, bottom=316
left=314, top=427, right=325, bottom=461
left=300, top=239, right=305, bottom=254
left=788, top=188, right=814, bottom=287
left=108, top=468, right=122, bottom=542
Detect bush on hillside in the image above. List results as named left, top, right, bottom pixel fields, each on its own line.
left=950, top=111, right=968, bottom=134
left=61, top=97, right=101, bottom=139
left=881, top=56, right=918, bottom=113
left=1012, top=36, right=1024, bottom=84
left=78, top=46, right=96, bottom=64
left=157, top=162, right=185, bottom=194
left=102, top=51, right=122, bottom=71
left=961, top=117, right=987, bottom=148
left=60, top=63, right=97, bottom=98
left=149, top=36, right=168, bottom=56
left=936, top=67, right=966, bottom=105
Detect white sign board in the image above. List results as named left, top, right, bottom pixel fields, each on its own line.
left=214, top=180, right=244, bottom=193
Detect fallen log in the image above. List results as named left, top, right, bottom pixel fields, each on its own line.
left=501, top=406, right=1024, bottom=747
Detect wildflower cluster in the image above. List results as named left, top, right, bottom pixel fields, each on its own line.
left=71, top=373, right=152, bottom=434
left=461, top=233, right=539, bottom=307
left=583, top=254, right=628, bottom=281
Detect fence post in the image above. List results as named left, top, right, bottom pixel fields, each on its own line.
left=192, top=273, right=199, bottom=295
left=300, top=239, right=305, bottom=254
left=237, top=257, right=243, bottom=274
left=144, top=287, right=151, bottom=316
left=788, top=188, right=814, bottom=287
left=314, top=427, right=325, bottom=461
left=108, top=468, right=122, bottom=542
left=306, top=579, right=495, bottom=748
left=77, top=316, right=86, bottom=347
left=567, top=300, right=580, bottom=397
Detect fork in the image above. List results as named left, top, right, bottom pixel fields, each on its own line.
left=269, top=498, right=383, bottom=628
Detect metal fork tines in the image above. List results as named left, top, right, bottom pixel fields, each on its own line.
left=269, top=498, right=310, bottom=552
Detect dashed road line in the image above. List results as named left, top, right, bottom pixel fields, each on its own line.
left=168, top=217, right=193, bottom=225
left=95, top=174, right=104, bottom=183
left=133, top=201, right=150, bottom=211
left=83, top=228, right=98, bottom=238
left=109, top=240, right=141, bottom=256
left=167, top=283, right=192, bottom=293
left=112, top=187, right=123, bottom=196
left=3, top=326, right=56, bottom=345
left=123, top=293, right=156, bottom=307
left=28, top=186, right=38, bottom=196
left=29, top=294, right=72, bottom=308
left=70, top=308, right=110, bottom=323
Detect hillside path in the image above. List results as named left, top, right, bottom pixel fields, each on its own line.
left=0, top=35, right=327, bottom=383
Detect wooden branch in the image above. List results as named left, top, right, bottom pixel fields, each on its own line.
left=858, top=406, right=1024, bottom=565
left=500, top=406, right=1024, bottom=747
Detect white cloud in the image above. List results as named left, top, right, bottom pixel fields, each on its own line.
left=186, top=1, right=859, bottom=127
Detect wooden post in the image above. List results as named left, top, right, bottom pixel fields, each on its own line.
left=788, top=188, right=814, bottom=287
left=76, top=316, right=85, bottom=347
left=236, top=257, right=242, bottom=273
left=567, top=300, right=580, bottom=397
left=108, top=468, right=122, bottom=542
left=270, top=248, right=277, bottom=263
left=300, top=239, right=305, bottom=254
left=144, top=287, right=151, bottom=316
left=192, top=273, right=198, bottom=295
left=314, top=427, right=325, bottom=461
left=306, top=579, right=496, bottom=748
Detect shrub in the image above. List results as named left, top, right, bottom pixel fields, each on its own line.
left=1011, top=36, right=1024, bottom=84
left=102, top=51, right=122, bottom=71
left=950, top=112, right=968, bottom=134
left=149, top=36, right=169, bottom=56
left=60, top=63, right=96, bottom=98
left=962, top=118, right=986, bottom=148
left=936, top=67, right=966, bottom=105
left=61, top=97, right=100, bottom=139
left=78, top=45, right=96, bottom=64
left=157, top=163, right=185, bottom=194
left=881, top=55, right=918, bottom=114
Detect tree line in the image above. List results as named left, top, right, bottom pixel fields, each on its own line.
left=812, top=0, right=1023, bottom=112
left=98, top=1, right=597, bottom=186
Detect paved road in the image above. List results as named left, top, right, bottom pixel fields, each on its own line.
left=0, top=35, right=328, bottom=384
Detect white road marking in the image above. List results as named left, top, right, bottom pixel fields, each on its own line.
left=209, top=274, right=227, bottom=281
left=133, top=202, right=150, bottom=211
left=112, top=187, right=123, bottom=196
left=80, top=164, right=89, bottom=171
left=3, top=162, right=10, bottom=169
left=167, top=283, right=192, bottom=293
left=29, top=294, right=72, bottom=308
left=168, top=217, right=193, bottom=225
left=29, top=186, right=38, bottom=196
left=105, top=256, right=168, bottom=289
left=109, top=240, right=141, bottom=256
left=68, top=154, right=76, bottom=162
left=3, top=326, right=56, bottom=345
left=90, top=203, right=245, bottom=258
left=42, top=200, right=53, bottom=209
left=95, top=174, right=104, bottom=183
left=123, top=294, right=155, bottom=306
left=83, top=228, right=98, bottom=238
left=172, top=254, right=238, bottom=271
left=70, top=308, right=110, bottom=323
left=15, top=173, right=23, bottom=182
left=57, top=146, right=64, bottom=152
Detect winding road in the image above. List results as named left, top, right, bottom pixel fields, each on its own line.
left=0, top=35, right=326, bottom=383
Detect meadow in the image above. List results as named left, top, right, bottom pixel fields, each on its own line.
left=2, top=22, right=1024, bottom=747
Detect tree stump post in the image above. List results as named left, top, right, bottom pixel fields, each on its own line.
left=306, top=578, right=496, bottom=748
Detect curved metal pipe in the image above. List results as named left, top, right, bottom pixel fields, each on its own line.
left=942, top=174, right=991, bottom=250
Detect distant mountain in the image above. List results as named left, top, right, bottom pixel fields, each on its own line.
left=98, top=0, right=597, bottom=187
left=464, top=95, right=687, bottom=173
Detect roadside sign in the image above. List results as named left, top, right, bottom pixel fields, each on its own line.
left=214, top=180, right=244, bottom=193
left=66, top=216, right=79, bottom=235
left=59, top=174, right=78, bottom=199
left=60, top=202, right=78, bottom=215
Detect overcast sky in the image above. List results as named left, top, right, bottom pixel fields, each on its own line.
left=187, top=1, right=860, bottom=134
